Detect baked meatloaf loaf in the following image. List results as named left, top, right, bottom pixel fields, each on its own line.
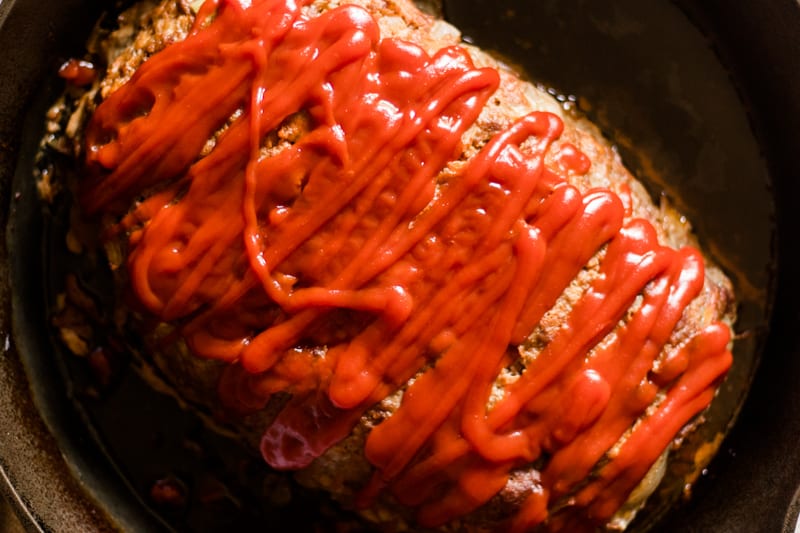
left=44, top=0, right=736, bottom=531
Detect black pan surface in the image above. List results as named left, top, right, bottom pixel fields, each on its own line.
left=0, top=0, right=796, bottom=531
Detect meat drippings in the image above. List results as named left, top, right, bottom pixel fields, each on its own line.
left=81, top=0, right=732, bottom=529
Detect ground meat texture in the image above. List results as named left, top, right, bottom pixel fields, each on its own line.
left=50, top=1, right=736, bottom=531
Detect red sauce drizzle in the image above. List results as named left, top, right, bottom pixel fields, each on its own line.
left=59, top=58, right=97, bottom=87
left=81, top=0, right=733, bottom=529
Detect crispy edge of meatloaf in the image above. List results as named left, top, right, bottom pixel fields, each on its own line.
left=41, top=0, right=737, bottom=531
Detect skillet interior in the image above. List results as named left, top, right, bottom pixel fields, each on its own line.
left=0, top=0, right=793, bottom=531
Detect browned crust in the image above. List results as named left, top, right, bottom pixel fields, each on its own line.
left=46, top=1, right=737, bottom=531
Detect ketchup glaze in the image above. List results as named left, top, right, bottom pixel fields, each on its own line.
left=81, top=0, right=733, bottom=530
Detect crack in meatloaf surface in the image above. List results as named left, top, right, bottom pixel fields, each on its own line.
left=43, top=0, right=737, bottom=531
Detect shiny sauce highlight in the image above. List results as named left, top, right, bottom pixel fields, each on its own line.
left=81, top=0, right=732, bottom=530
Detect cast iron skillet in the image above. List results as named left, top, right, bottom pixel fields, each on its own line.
left=0, top=0, right=797, bottom=531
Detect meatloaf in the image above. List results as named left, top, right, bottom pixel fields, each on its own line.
left=43, top=0, right=736, bottom=531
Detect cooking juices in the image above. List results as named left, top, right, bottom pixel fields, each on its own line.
left=81, top=0, right=732, bottom=529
